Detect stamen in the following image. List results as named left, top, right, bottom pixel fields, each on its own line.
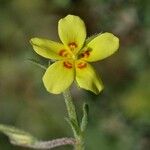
left=77, top=62, right=87, bottom=69
left=63, top=61, right=73, bottom=69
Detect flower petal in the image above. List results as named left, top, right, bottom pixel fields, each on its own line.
left=58, top=15, right=86, bottom=53
left=43, top=60, right=74, bottom=94
left=75, top=61, right=103, bottom=94
left=30, top=38, right=67, bottom=60
left=82, top=33, right=119, bottom=62
left=85, top=33, right=102, bottom=45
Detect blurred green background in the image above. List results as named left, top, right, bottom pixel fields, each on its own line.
left=0, top=0, right=150, bottom=149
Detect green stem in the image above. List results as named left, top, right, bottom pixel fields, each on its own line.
left=74, top=136, right=84, bottom=150
left=63, top=89, right=78, bottom=125
left=63, top=89, right=85, bottom=150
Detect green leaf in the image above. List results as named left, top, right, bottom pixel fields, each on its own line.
left=27, top=58, right=47, bottom=70
left=0, top=124, right=75, bottom=149
left=0, top=124, right=37, bottom=147
left=80, top=103, right=89, bottom=132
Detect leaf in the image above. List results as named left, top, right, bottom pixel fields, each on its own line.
left=0, top=124, right=75, bottom=149
left=0, top=124, right=37, bottom=147
left=80, top=103, right=89, bottom=132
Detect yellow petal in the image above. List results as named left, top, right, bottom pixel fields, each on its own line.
left=58, top=15, right=86, bottom=53
left=75, top=60, right=103, bottom=94
left=43, top=60, right=74, bottom=94
left=85, top=33, right=102, bottom=45
left=81, top=33, right=119, bottom=62
left=30, top=38, right=67, bottom=60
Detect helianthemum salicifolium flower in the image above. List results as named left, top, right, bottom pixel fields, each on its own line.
left=30, top=15, right=119, bottom=94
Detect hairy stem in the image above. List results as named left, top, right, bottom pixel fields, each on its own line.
left=63, top=89, right=78, bottom=125
left=63, top=89, right=85, bottom=150
left=32, top=138, right=75, bottom=149
left=13, top=138, right=75, bottom=149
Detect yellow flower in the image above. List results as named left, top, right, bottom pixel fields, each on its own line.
left=30, top=15, right=119, bottom=94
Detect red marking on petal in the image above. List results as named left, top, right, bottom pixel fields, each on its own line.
left=77, top=62, right=87, bottom=69
left=59, top=49, right=69, bottom=57
left=63, top=61, right=73, bottom=69
left=80, top=50, right=90, bottom=58
left=84, top=51, right=90, bottom=57
left=68, top=42, right=77, bottom=50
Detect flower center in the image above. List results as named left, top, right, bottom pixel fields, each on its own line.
left=59, top=49, right=77, bottom=60
left=59, top=44, right=90, bottom=69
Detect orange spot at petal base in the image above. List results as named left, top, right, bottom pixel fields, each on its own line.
left=80, top=50, right=90, bottom=58
left=77, top=62, right=87, bottom=69
left=68, top=42, right=77, bottom=50
left=63, top=61, right=73, bottom=69
left=59, top=49, right=69, bottom=57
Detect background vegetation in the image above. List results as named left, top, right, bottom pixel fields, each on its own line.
left=0, top=0, right=149, bottom=149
